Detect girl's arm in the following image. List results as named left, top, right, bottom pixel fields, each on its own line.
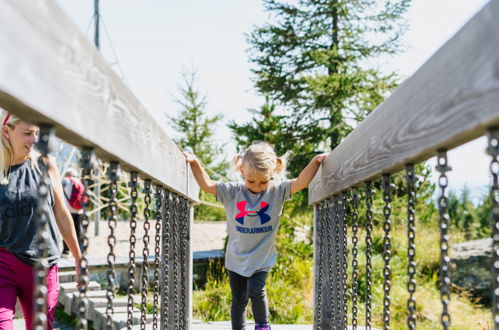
left=43, top=156, right=82, bottom=286
left=183, top=152, right=217, bottom=195
left=290, top=153, right=328, bottom=194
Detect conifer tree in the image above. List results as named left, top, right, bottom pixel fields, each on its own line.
left=240, top=0, right=410, bottom=160
left=169, top=70, right=228, bottom=220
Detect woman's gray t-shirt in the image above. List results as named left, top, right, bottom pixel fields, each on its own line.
left=0, top=159, right=60, bottom=266
left=217, top=180, right=291, bottom=277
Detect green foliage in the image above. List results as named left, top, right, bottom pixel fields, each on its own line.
left=244, top=0, right=410, bottom=156
left=168, top=70, right=227, bottom=175
left=168, top=70, right=228, bottom=221
left=195, top=190, right=226, bottom=221
left=447, top=186, right=492, bottom=240
left=193, top=259, right=232, bottom=321
left=54, top=307, right=78, bottom=328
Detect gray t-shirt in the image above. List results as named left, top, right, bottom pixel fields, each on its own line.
left=217, top=180, right=292, bottom=277
left=0, top=159, right=60, bottom=266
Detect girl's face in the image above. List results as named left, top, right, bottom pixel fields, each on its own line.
left=3, top=121, right=39, bottom=162
left=241, top=168, right=272, bottom=193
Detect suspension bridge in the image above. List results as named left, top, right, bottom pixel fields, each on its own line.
left=1, top=0, right=499, bottom=329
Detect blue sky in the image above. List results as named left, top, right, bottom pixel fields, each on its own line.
left=53, top=0, right=491, bottom=198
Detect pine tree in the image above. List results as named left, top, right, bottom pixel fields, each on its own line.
left=168, top=70, right=228, bottom=220
left=244, top=0, right=410, bottom=152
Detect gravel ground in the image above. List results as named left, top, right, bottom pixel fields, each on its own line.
left=81, top=220, right=227, bottom=259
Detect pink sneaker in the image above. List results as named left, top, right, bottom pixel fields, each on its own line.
left=255, top=324, right=271, bottom=330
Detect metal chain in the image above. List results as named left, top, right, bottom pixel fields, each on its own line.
left=405, top=165, right=417, bottom=330
left=315, top=202, right=325, bottom=329
left=77, top=148, right=94, bottom=330
left=161, top=191, right=171, bottom=328
left=179, top=197, right=189, bottom=329
left=382, top=175, right=393, bottom=330
left=106, top=161, right=119, bottom=329
left=326, top=198, right=336, bottom=327
left=33, top=126, right=53, bottom=330
left=436, top=150, right=452, bottom=329
left=487, top=129, right=499, bottom=329
left=365, top=182, right=373, bottom=330
left=127, top=172, right=139, bottom=330
left=172, top=194, right=180, bottom=328
left=141, top=179, right=152, bottom=329
left=350, top=190, right=359, bottom=330
left=153, top=185, right=163, bottom=330
left=334, top=196, right=342, bottom=326
left=341, top=193, right=349, bottom=330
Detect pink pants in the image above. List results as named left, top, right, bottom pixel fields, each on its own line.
left=0, top=248, right=59, bottom=330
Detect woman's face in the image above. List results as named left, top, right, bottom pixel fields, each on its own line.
left=3, top=121, right=39, bottom=161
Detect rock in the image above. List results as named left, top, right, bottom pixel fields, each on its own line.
left=450, top=238, right=492, bottom=304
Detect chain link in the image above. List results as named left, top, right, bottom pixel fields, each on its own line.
left=76, top=148, right=94, bottom=330
left=436, top=150, right=452, bottom=329
left=127, top=172, right=139, bottom=329
left=341, top=193, right=349, bottom=330
left=153, top=185, right=163, bottom=329
left=106, top=162, right=119, bottom=329
left=141, top=179, right=152, bottom=329
left=161, top=191, right=171, bottom=328
left=172, top=194, right=180, bottom=328
left=350, top=190, right=359, bottom=330
left=180, top=197, right=189, bottom=329
left=327, top=198, right=336, bottom=327
left=487, top=129, right=499, bottom=328
left=315, top=202, right=325, bottom=329
left=405, top=165, right=417, bottom=329
left=365, top=182, right=373, bottom=330
left=33, top=126, right=53, bottom=330
left=334, top=196, right=342, bottom=326
left=382, top=175, right=393, bottom=330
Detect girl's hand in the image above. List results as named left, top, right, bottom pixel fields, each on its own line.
left=183, top=151, right=197, bottom=164
left=314, top=153, right=328, bottom=164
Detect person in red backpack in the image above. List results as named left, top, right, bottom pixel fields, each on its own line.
left=61, top=168, right=84, bottom=256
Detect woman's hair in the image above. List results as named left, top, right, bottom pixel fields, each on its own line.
left=1, top=110, right=20, bottom=184
left=0, top=110, right=40, bottom=185
left=232, top=141, right=289, bottom=182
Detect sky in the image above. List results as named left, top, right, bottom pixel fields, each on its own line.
left=53, top=0, right=491, bottom=200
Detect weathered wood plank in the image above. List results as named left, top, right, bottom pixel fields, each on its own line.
left=309, top=0, right=499, bottom=204
left=0, top=0, right=198, bottom=201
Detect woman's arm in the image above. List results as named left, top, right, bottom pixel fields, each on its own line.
left=290, top=154, right=328, bottom=195
left=43, top=156, right=82, bottom=285
left=183, top=152, right=217, bottom=195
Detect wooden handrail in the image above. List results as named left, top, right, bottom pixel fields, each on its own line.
left=0, top=0, right=199, bottom=201
left=309, top=0, right=499, bottom=204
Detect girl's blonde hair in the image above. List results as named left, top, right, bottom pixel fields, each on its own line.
left=232, top=141, right=289, bottom=182
left=0, top=110, right=40, bottom=185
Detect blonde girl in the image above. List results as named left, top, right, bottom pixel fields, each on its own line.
left=0, top=110, right=81, bottom=330
left=184, top=141, right=327, bottom=330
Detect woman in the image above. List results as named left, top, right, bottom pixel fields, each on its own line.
left=0, top=110, right=81, bottom=330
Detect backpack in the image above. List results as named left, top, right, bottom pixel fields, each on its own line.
left=66, top=176, right=88, bottom=210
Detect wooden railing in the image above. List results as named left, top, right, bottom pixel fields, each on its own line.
left=0, top=0, right=199, bottom=329
left=309, top=0, right=499, bottom=329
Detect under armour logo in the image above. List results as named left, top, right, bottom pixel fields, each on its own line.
left=235, top=201, right=271, bottom=225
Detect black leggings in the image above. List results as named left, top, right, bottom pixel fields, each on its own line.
left=62, top=213, right=82, bottom=254
left=228, top=269, right=269, bottom=330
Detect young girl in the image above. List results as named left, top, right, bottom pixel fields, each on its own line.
left=184, top=141, right=327, bottom=330
left=0, top=111, right=81, bottom=330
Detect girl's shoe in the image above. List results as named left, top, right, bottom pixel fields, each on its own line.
left=255, top=324, right=271, bottom=330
